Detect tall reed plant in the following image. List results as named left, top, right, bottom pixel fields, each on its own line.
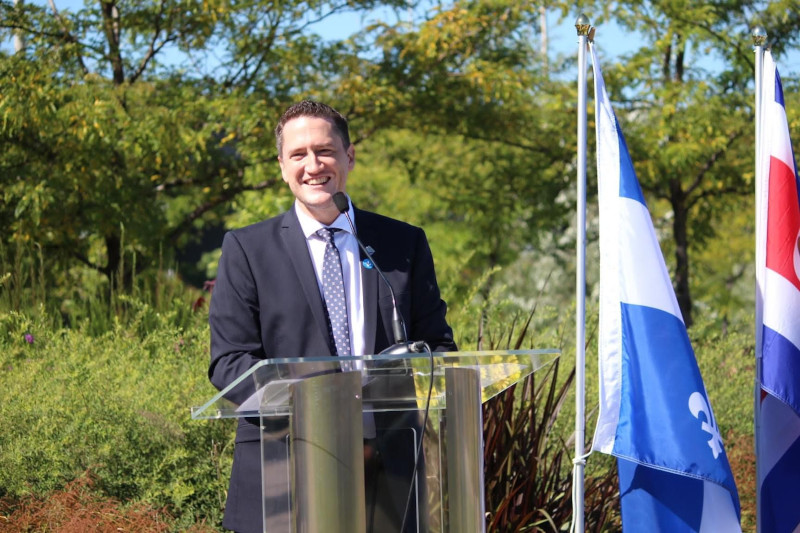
left=441, top=268, right=621, bottom=531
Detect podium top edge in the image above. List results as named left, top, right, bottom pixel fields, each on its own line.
left=256, top=348, right=560, bottom=365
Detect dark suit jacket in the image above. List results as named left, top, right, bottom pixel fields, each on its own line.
left=208, top=206, right=456, bottom=532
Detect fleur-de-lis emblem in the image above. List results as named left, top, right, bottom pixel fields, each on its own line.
left=688, top=392, right=723, bottom=459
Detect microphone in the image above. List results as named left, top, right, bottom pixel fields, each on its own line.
left=332, top=192, right=423, bottom=354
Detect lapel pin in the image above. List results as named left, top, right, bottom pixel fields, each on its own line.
left=365, top=245, right=375, bottom=255
left=362, top=258, right=374, bottom=269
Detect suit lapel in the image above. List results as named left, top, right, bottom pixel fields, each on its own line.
left=354, top=208, right=379, bottom=355
left=280, top=209, right=333, bottom=355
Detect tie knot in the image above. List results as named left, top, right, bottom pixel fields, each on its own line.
left=316, top=227, right=340, bottom=244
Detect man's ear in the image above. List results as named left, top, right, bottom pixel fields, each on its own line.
left=277, top=156, right=289, bottom=183
left=347, top=144, right=355, bottom=171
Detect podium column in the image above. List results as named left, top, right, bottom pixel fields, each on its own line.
left=290, top=371, right=366, bottom=533
left=445, top=366, right=486, bottom=533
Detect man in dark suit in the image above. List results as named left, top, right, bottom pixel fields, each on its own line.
left=208, top=100, right=457, bottom=533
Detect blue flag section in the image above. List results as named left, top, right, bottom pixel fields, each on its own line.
left=589, top=43, right=741, bottom=532
left=756, top=50, right=800, bottom=533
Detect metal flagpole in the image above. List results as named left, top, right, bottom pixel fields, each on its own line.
left=752, top=24, right=767, bottom=533
left=573, top=13, right=590, bottom=533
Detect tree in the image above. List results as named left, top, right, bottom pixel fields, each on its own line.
left=1, top=0, right=587, bottom=317
left=321, top=0, right=582, bottom=309
left=581, top=0, right=800, bottom=325
left=0, top=0, right=407, bottom=291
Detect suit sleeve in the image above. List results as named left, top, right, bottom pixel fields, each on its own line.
left=208, top=231, right=265, bottom=405
left=408, top=228, right=458, bottom=352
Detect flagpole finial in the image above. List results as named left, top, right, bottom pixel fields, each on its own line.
left=575, top=14, right=591, bottom=36
left=752, top=25, right=767, bottom=47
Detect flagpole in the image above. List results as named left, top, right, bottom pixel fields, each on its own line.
left=573, top=13, right=590, bottom=533
left=752, top=24, right=767, bottom=533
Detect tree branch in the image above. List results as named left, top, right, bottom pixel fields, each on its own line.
left=223, top=11, right=283, bottom=87
left=71, top=249, right=103, bottom=273
left=690, top=184, right=749, bottom=208
left=47, top=0, right=89, bottom=75
left=669, top=12, right=754, bottom=71
left=684, top=128, right=744, bottom=200
left=167, top=179, right=282, bottom=242
left=129, top=0, right=174, bottom=83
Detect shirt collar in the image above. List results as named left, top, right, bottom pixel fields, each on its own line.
left=294, top=197, right=356, bottom=240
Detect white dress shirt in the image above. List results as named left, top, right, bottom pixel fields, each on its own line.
left=294, top=197, right=366, bottom=357
left=294, top=198, right=376, bottom=438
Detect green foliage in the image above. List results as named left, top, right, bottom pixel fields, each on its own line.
left=690, top=317, right=757, bottom=530
left=2, top=0, right=800, bottom=328
left=1, top=0, right=584, bottom=310
left=0, top=302, right=234, bottom=530
left=328, top=1, right=580, bottom=303
left=579, top=0, right=800, bottom=324
left=0, top=0, right=414, bottom=291
left=0, top=51, right=280, bottom=285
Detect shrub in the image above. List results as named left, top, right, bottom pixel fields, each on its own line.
left=0, top=301, right=234, bottom=531
left=6, top=260, right=764, bottom=531
left=470, top=296, right=621, bottom=532
left=0, top=473, right=173, bottom=533
left=483, top=359, right=621, bottom=532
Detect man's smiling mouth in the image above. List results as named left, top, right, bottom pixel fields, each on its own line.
left=305, top=177, right=330, bottom=185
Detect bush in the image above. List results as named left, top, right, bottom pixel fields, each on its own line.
left=1, top=264, right=754, bottom=531
left=0, top=473, right=173, bottom=533
left=483, top=359, right=621, bottom=532
left=0, top=302, right=234, bottom=531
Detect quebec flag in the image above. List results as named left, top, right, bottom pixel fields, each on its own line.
left=589, top=43, right=741, bottom=532
left=756, top=50, right=800, bottom=533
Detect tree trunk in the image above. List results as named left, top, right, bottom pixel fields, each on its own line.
left=669, top=179, right=693, bottom=326
left=539, top=5, right=548, bottom=74
left=104, top=232, right=122, bottom=290
left=13, top=0, right=24, bottom=52
left=101, top=1, right=125, bottom=85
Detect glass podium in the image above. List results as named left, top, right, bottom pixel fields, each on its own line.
left=192, top=349, right=559, bottom=533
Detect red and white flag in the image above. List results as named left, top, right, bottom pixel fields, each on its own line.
left=756, top=49, right=800, bottom=533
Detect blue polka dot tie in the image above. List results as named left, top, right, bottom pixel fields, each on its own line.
left=316, top=227, right=351, bottom=357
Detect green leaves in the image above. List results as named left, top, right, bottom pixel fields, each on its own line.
left=2, top=0, right=799, bottom=325
left=0, top=301, right=232, bottom=524
left=578, top=0, right=800, bottom=324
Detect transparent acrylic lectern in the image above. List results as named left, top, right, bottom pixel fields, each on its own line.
left=192, top=349, right=558, bottom=533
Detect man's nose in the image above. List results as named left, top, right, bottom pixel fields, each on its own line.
left=305, top=151, right=323, bottom=172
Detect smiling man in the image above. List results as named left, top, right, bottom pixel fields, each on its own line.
left=276, top=110, right=354, bottom=225
left=208, top=100, right=457, bottom=533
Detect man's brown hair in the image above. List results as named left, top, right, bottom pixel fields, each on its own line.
left=275, top=100, right=350, bottom=156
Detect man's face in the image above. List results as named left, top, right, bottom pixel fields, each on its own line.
left=278, top=116, right=355, bottom=224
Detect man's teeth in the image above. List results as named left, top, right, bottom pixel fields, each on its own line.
left=306, top=177, right=330, bottom=185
